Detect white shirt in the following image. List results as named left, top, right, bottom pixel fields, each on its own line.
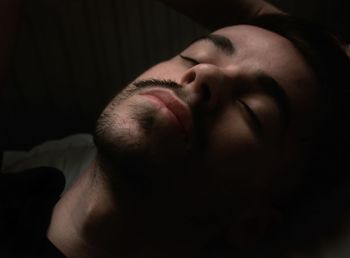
left=1, top=134, right=96, bottom=193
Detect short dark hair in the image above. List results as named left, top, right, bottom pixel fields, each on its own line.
left=241, top=14, right=350, bottom=255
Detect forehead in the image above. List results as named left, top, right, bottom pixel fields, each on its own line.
left=212, top=25, right=316, bottom=88
left=210, top=25, right=320, bottom=132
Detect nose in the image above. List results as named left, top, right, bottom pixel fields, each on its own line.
left=180, top=63, right=243, bottom=110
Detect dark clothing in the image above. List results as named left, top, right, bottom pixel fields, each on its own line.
left=0, top=167, right=66, bottom=258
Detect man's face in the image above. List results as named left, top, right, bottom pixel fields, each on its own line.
left=95, top=25, right=320, bottom=245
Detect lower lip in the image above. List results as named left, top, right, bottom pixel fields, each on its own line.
left=140, top=94, right=187, bottom=134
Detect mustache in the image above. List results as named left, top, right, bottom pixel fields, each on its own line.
left=133, top=79, right=182, bottom=90
left=111, top=79, right=184, bottom=106
left=133, top=78, right=189, bottom=105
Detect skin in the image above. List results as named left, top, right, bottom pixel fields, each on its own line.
left=48, top=25, right=321, bottom=258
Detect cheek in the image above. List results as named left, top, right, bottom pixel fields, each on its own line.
left=205, top=108, right=259, bottom=162
left=198, top=109, right=266, bottom=188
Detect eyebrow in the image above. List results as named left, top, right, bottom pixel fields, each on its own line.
left=191, top=34, right=235, bottom=55
left=255, top=71, right=291, bottom=129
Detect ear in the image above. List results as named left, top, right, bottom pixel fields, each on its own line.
left=227, top=205, right=282, bottom=248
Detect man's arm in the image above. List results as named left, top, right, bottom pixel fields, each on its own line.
left=159, top=0, right=284, bottom=30
left=0, top=0, right=21, bottom=86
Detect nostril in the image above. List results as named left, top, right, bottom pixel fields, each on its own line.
left=183, top=70, right=196, bottom=84
left=201, top=83, right=211, bottom=102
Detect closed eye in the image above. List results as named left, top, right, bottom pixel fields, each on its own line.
left=237, top=99, right=263, bottom=134
left=179, top=54, right=199, bottom=66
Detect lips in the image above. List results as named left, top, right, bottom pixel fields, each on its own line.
left=139, top=89, right=193, bottom=135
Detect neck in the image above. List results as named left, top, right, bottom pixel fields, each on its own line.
left=47, top=159, right=124, bottom=258
left=47, top=159, right=191, bottom=258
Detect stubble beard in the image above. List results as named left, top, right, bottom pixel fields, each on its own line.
left=93, top=80, right=204, bottom=191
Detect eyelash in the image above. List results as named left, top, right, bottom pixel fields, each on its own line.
left=237, top=99, right=263, bottom=133
left=180, top=54, right=263, bottom=134
left=179, top=54, right=199, bottom=65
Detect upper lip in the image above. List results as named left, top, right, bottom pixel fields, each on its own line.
left=139, top=89, right=193, bottom=134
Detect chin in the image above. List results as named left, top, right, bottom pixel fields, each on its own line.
left=94, top=102, right=194, bottom=184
